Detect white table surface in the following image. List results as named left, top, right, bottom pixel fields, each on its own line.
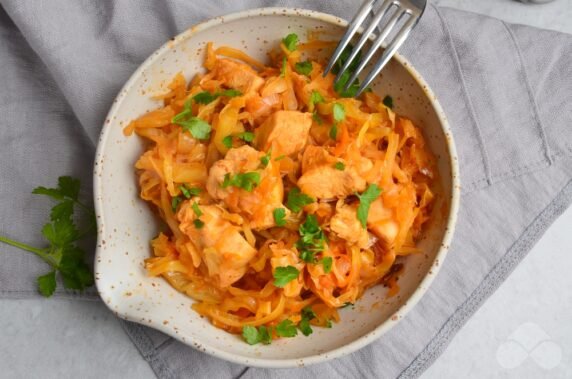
left=1, top=1, right=571, bottom=378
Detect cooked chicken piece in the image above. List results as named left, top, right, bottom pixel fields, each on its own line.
left=297, top=146, right=367, bottom=199
left=206, top=145, right=262, bottom=200
left=269, top=244, right=304, bottom=297
left=213, top=58, right=264, bottom=94
left=245, top=93, right=281, bottom=126
left=367, top=198, right=399, bottom=245
left=178, top=203, right=256, bottom=288
left=254, top=110, right=312, bottom=157
left=206, top=145, right=289, bottom=230
left=330, top=203, right=369, bottom=248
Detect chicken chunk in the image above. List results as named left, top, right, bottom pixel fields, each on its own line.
left=330, top=203, right=369, bottom=248
left=367, top=198, right=399, bottom=245
left=297, top=146, right=367, bottom=199
left=213, top=58, right=264, bottom=94
left=178, top=203, right=256, bottom=288
left=206, top=145, right=289, bottom=230
left=254, top=110, right=312, bottom=157
left=206, top=145, right=262, bottom=201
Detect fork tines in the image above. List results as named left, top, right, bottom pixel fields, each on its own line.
left=324, top=0, right=426, bottom=97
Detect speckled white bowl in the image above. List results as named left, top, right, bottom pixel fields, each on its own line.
left=93, top=7, right=460, bottom=368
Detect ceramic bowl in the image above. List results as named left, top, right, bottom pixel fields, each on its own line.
left=94, top=7, right=460, bottom=368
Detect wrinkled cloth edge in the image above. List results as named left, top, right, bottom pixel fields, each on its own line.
left=398, top=177, right=572, bottom=378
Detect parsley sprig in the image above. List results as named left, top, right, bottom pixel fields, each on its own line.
left=296, top=215, right=326, bottom=263
left=222, top=172, right=261, bottom=192
left=0, top=176, right=95, bottom=297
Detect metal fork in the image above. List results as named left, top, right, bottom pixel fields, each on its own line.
left=324, top=0, right=427, bottom=97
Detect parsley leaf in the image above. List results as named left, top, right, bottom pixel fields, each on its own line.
left=191, top=202, right=203, bottom=217
left=294, top=60, right=313, bottom=76
left=171, top=196, right=182, bottom=212
left=222, top=135, right=233, bottom=148
left=242, top=325, right=272, bottom=345
left=332, top=44, right=361, bottom=75
left=312, top=112, right=323, bottom=125
left=178, top=117, right=211, bottom=140
left=334, top=162, right=345, bottom=171
left=221, top=172, right=261, bottom=192
left=192, top=89, right=243, bottom=105
left=356, top=184, right=382, bottom=228
left=33, top=176, right=80, bottom=201
left=334, top=71, right=361, bottom=98
left=296, top=215, right=326, bottom=262
left=38, top=271, right=57, bottom=297
left=310, top=90, right=324, bottom=107
left=333, top=103, right=346, bottom=123
left=193, top=219, right=205, bottom=229
left=329, top=124, right=338, bottom=140
left=321, top=257, right=333, bottom=273
left=0, top=176, right=96, bottom=297
left=236, top=131, right=254, bottom=142
left=286, top=188, right=314, bottom=212
left=260, top=149, right=272, bottom=168
left=193, top=91, right=218, bottom=105
left=180, top=185, right=200, bottom=199
left=276, top=319, right=298, bottom=337
left=299, top=306, right=317, bottom=336
left=273, top=208, right=287, bottom=227
left=383, top=95, right=393, bottom=109
left=273, top=265, right=300, bottom=287
left=282, top=33, right=299, bottom=51
left=220, top=89, right=242, bottom=98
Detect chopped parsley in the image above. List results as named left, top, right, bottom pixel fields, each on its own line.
left=329, top=124, right=338, bottom=140
left=332, top=103, right=346, bottom=123
left=312, top=112, right=323, bottom=125
left=299, top=306, right=317, bottom=336
left=180, top=185, right=200, bottom=199
left=242, top=325, right=272, bottom=345
left=221, top=172, right=261, bottom=192
left=193, top=219, right=205, bottom=229
left=275, top=319, right=298, bottom=338
left=296, top=214, right=326, bottom=263
left=191, top=202, right=202, bottom=217
left=334, top=162, right=345, bottom=171
left=356, top=184, right=382, bottom=228
left=260, top=149, right=272, bottom=168
left=222, top=135, right=233, bottom=148
left=171, top=196, right=182, bottom=212
left=192, top=89, right=243, bottom=105
left=321, top=256, right=333, bottom=273
left=223, top=131, right=254, bottom=149
left=383, top=95, right=394, bottom=109
left=332, top=45, right=362, bottom=97
left=172, top=107, right=212, bottom=140
left=310, top=90, right=325, bottom=107
left=286, top=187, right=314, bottom=212
left=294, top=60, right=313, bottom=76
left=282, top=33, right=299, bottom=51
left=273, top=208, right=287, bottom=227
left=273, top=265, right=300, bottom=287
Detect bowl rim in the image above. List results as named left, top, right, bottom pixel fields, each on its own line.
left=94, top=6, right=460, bottom=368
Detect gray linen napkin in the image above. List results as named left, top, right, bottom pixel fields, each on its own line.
left=1, top=1, right=571, bottom=378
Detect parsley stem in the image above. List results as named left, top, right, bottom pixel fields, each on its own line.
left=0, top=235, right=56, bottom=267
left=0, top=235, right=45, bottom=255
